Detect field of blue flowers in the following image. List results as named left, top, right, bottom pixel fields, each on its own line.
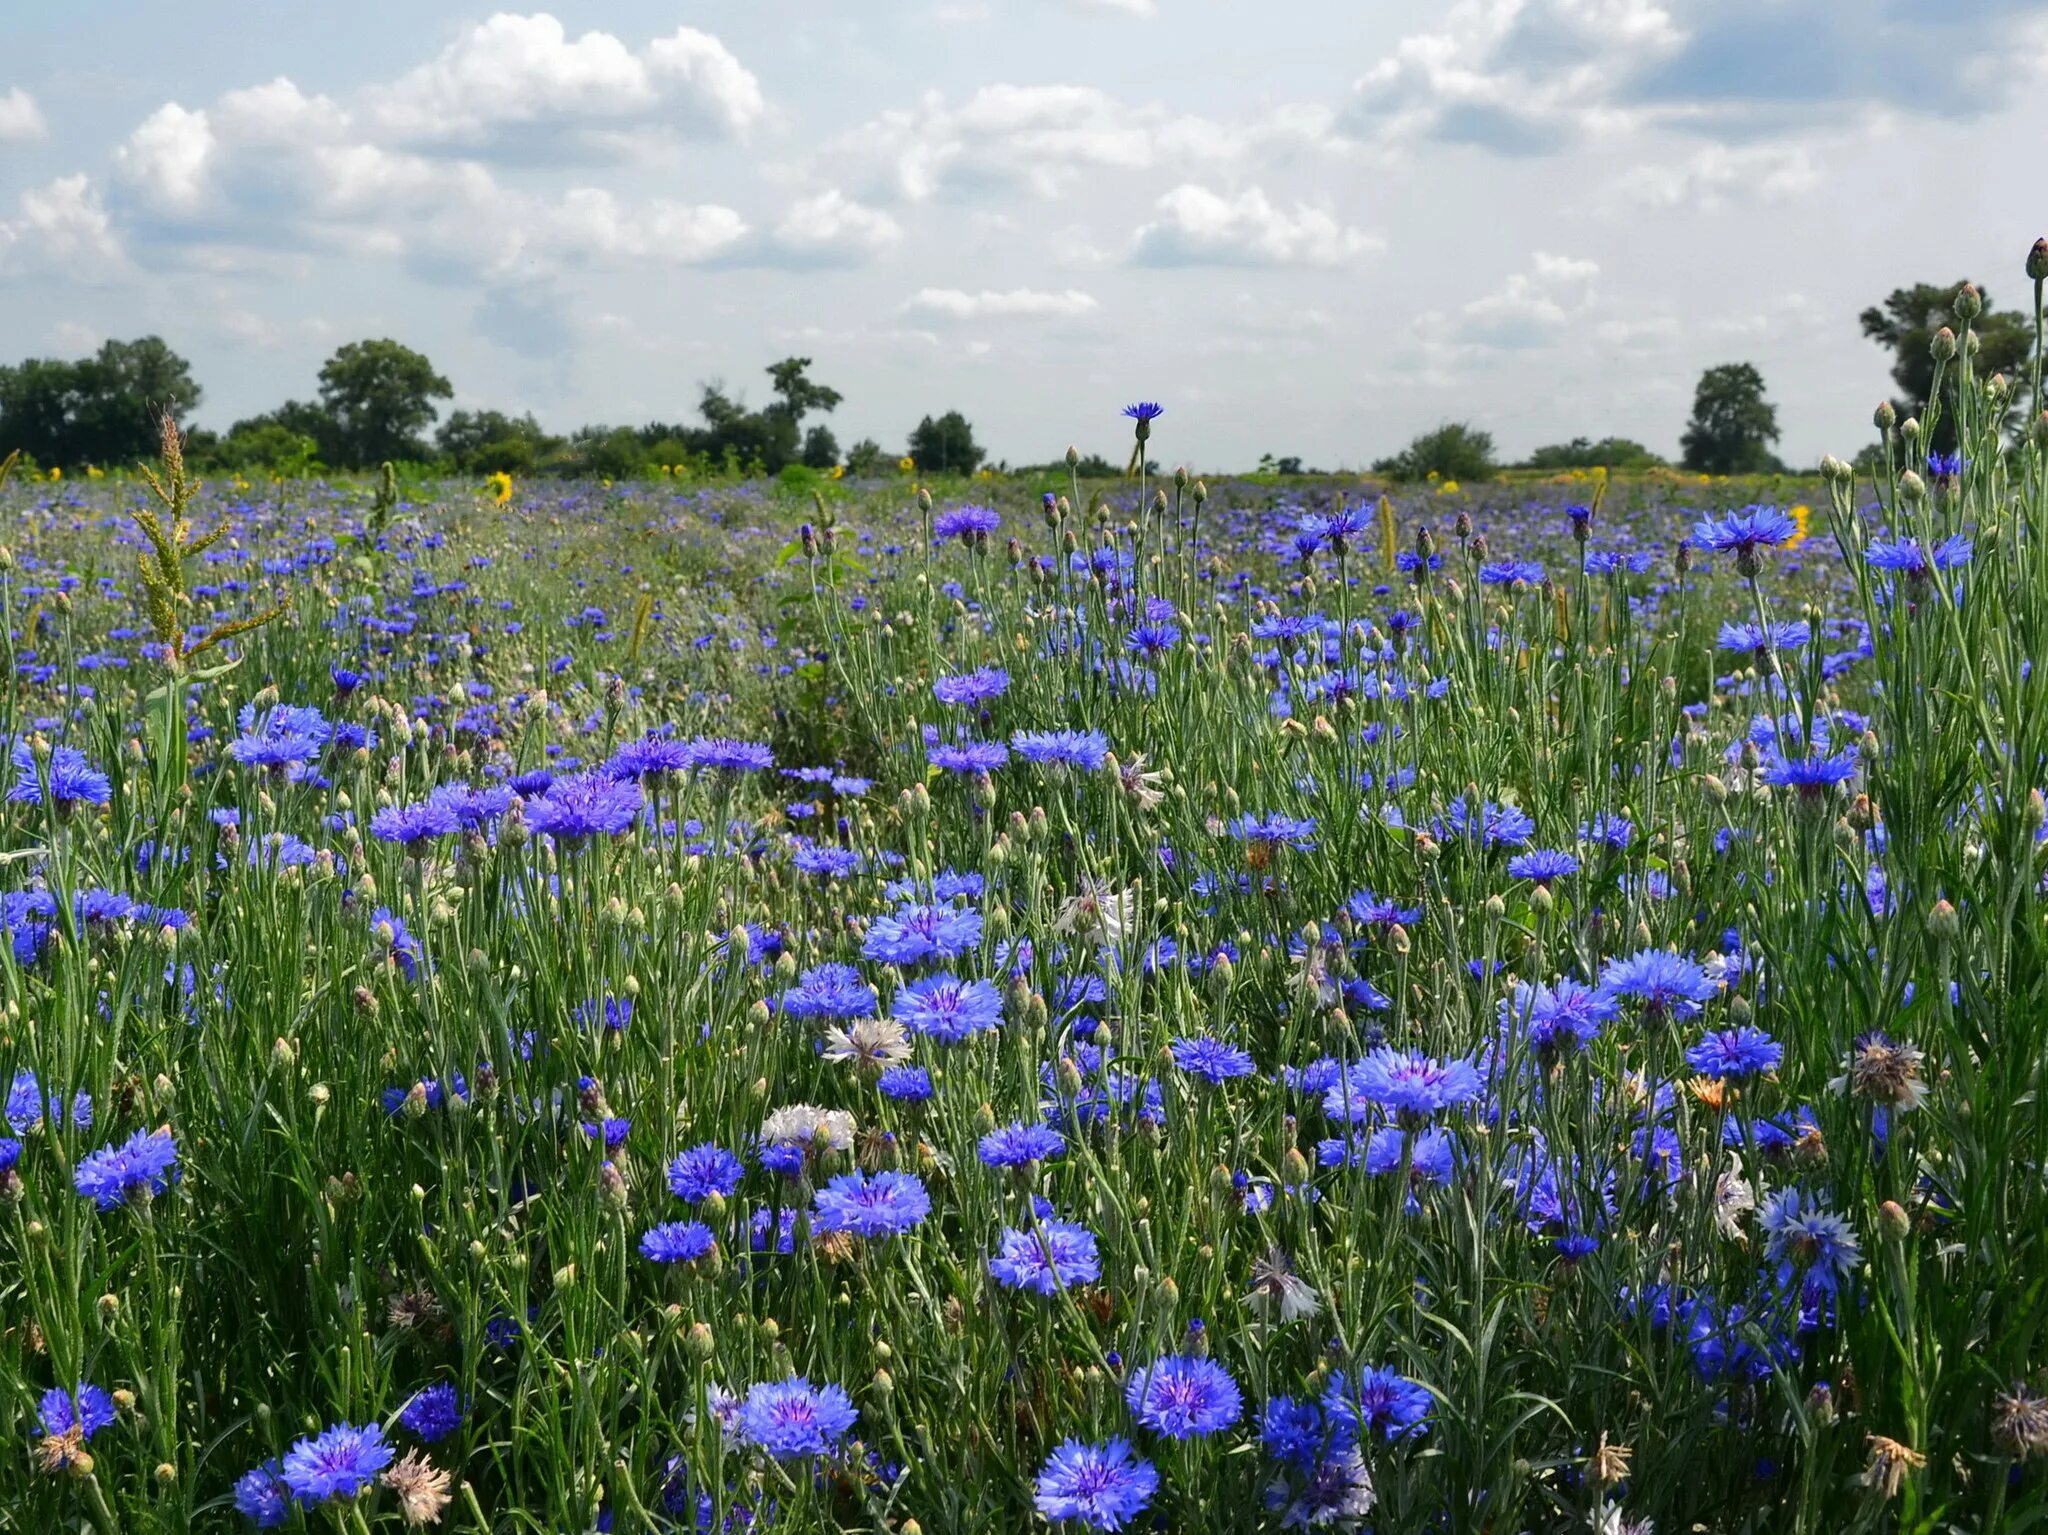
left=4, top=285, right=2048, bottom=1533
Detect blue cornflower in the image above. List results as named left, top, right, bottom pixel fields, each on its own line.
left=1228, top=813, right=1317, bottom=850
left=686, top=736, right=774, bottom=774
left=1866, top=535, right=1971, bottom=577
left=1503, top=978, right=1615, bottom=1055
left=605, top=736, right=696, bottom=782
left=1035, top=1438, right=1158, bottom=1531
left=1172, top=1036, right=1256, bottom=1084
left=1438, top=796, right=1536, bottom=848
left=370, top=797, right=461, bottom=850
left=892, top=973, right=1004, bottom=1043
left=1125, top=1354, right=1242, bottom=1439
left=1578, top=814, right=1634, bottom=849
left=878, top=1064, right=935, bottom=1102
left=740, top=1378, right=858, bottom=1459
left=1344, top=889, right=1421, bottom=927
left=1598, top=948, right=1718, bottom=1018
left=399, top=1382, right=467, bottom=1443
left=1685, top=1024, right=1783, bottom=1078
left=1011, top=729, right=1110, bottom=773
left=990, top=1220, right=1101, bottom=1294
left=1718, top=619, right=1810, bottom=653
left=1326, top=1048, right=1483, bottom=1127
left=928, top=738, right=1011, bottom=774
left=1322, top=1364, right=1433, bottom=1441
left=1690, top=505, right=1799, bottom=558
left=370, top=906, right=424, bottom=981
left=1506, top=848, right=1578, bottom=883
left=1125, top=622, right=1181, bottom=656
left=933, top=504, right=1001, bottom=542
left=36, top=1383, right=117, bottom=1467
left=781, top=962, right=877, bottom=1020
left=668, top=1142, right=745, bottom=1203
left=233, top=1460, right=291, bottom=1527
left=933, top=668, right=1010, bottom=706
left=978, top=1122, right=1065, bottom=1167
left=526, top=774, right=643, bottom=842
left=862, top=904, right=983, bottom=966
left=8, top=743, right=112, bottom=809
left=1760, top=1187, right=1862, bottom=1293
left=641, top=1219, right=719, bottom=1265
left=1760, top=750, right=1858, bottom=798
left=811, top=1169, right=931, bottom=1239
left=1122, top=401, right=1165, bottom=424
left=1478, top=559, right=1545, bottom=586
left=1298, top=502, right=1372, bottom=551
left=73, top=1126, right=179, bottom=1208
left=792, top=843, right=861, bottom=879
left=280, top=1421, right=395, bottom=1503
left=1259, top=1396, right=1338, bottom=1470
left=225, top=703, right=331, bottom=773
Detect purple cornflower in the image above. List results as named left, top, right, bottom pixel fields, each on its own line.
left=686, top=736, right=774, bottom=774
left=781, top=962, right=877, bottom=1020
left=1035, top=1438, right=1159, bottom=1531
left=740, top=1378, right=858, bottom=1459
left=233, top=1460, right=291, bottom=1527
left=280, top=1421, right=395, bottom=1503
left=1228, top=813, right=1317, bottom=850
left=1322, top=1365, right=1434, bottom=1441
left=892, top=973, right=1004, bottom=1043
left=990, top=1220, right=1101, bottom=1294
left=605, top=735, right=696, bottom=782
left=1124, top=1354, right=1242, bottom=1438
left=641, top=1219, right=719, bottom=1265
left=862, top=904, right=983, bottom=965
left=525, top=774, right=643, bottom=843
left=73, top=1126, right=179, bottom=1208
left=225, top=703, right=331, bottom=773
left=1718, top=619, right=1810, bottom=654
left=1503, top=979, right=1615, bottom=1055
left=811, top=1169, right=931, bottom=1239
left=1327, top=1048, right=1483, bottom=1127
left=1686, top=1024, right=1783, bottom=1078
left=927, top=738, right=1010, bottom=774
left=1760, top=1187, right=1862, bottom=1293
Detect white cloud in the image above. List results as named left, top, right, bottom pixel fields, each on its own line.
left=1068, top=0, right=1157, bottom=14
left=0, top=175, right=126, bottom=279
left=512, top=188, right=749, bottom=267
left=832, top=84, right=1339, bottom=202
left=1608, top=143, right=1820, bottom=210
left=365, top=13, right=764, bottom=155
left=901, top=286, right=1100, bottom=320
left=1451, top=251, right=1600, bottom=347
left=760, top=190, right=903, bottom=266
left=1131, top=184, right=1379, bottom=267
left=0, top=87, right=48, bottom=144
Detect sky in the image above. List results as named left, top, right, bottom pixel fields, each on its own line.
left=0, top=0, right=2042, bottom=471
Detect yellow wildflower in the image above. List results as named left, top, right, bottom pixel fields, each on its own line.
left=484, top=471, right=513, bottom=505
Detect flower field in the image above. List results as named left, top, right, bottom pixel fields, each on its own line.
left=4, top=307, right=2048, bottom=1533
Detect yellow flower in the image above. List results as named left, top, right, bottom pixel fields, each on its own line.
left=86, top=465, right=105, bottom=480
left=484, top=471, right=513, bottom=505
left=1785, top=504, right=1810, bottom=549
left=830, top=465, right=845, bottom=480
left=47, top=466, right=62, bottom=482
left=1436, top=479, right=1460, bottom=495
left=1425, top=469, right=1440, bottom=483
left=898, top=456, right=917, bottom=473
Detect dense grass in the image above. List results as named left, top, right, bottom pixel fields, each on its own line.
left=3, top=292, right=2047, bottom=1533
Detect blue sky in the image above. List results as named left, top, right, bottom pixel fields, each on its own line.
left=2, top=0, right=2042, bottom=468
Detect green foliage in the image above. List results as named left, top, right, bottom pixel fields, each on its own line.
left=316, top=339, right=453, bottom=467
left=1523, top=435, right=1665, bottom=471
left=1679, top=362, right=1782, bottom=474
left=1372, top=420, right=1497, bottom=482
left=1860, top=281, right=2033, bottom=447
left=801, top=424, right=840, bottom=470
left=843, top=437, right=886, bottom=475
left=908, top=409, right=984, bottom=474
left=0, top=336, right=202, bottom=469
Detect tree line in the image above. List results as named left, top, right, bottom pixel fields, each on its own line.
left=0, top=279, right=2024, bottom=480
left=0, top=340, right=991, bottom=479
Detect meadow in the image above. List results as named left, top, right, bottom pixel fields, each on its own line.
left=2, top=289, right=2046, bottom=1535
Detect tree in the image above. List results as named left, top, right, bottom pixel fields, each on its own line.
left=843, top=438, right=886, bottom=476
left=1679, top=363, right=1781, bottom=474
left=1859, top=281, right=2031, bottom=446
left=908, top=411, right=983, bottom=475
left=316, top=339, right=452, bottom=467
left=205, top=421, right=322, bottom=476
left=1524, top=436, right=1665, bottom=471
left=801, top=425, right=840, bottom=469
left=0, top=336, right=201, bottom=468
left=437, top=409, right=551, bottom=471
left=1371, top=421, right=1496, bottom=482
